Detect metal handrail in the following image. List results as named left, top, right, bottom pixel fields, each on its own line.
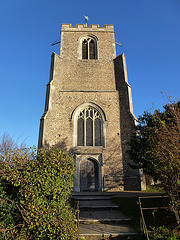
left=138, top=195, right=170, bottom=240
left=77, top=200, right=80, bottom=240
left=138, top=197, right=150, bottom=240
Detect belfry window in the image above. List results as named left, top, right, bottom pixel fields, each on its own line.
left=77, top=107, right=103, bottom=146
left=82, top=38, right=97, bottom=59
left=82, top=40, right=88, bottom=59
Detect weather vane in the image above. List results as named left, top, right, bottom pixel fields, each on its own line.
left=84, top=16, right=89, bottom=27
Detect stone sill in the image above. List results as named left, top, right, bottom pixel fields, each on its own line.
left=73, top=146, right=104, bottom=154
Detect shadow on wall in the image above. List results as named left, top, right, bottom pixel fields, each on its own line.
left=103, top=135, right=141, bottom=191
left=42, top=137, right=141, bottom=191
left=43, top=138, right=74, bottom=155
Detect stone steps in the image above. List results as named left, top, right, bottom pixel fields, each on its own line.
left=72, top=193, right=138, bottom=239
left=72, top=192, right=114, bottom=201
left=73, top=196, right=112, bottom=200
left=72, top=191, right=114, bottom=196
left=80, top=222, right=137, bottom=239
left=79, top=209, right=131, bottom=223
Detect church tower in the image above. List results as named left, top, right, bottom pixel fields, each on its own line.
left=38, top=24, right=144, bottom=191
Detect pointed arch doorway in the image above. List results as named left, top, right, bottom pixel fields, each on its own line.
left=80, top=158, right=99, bottom=192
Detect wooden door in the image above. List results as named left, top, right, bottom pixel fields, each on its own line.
left=80, top=158, right=98, bottom=191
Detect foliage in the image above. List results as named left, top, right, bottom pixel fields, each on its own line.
left=128, top=100, right=180, bottom=226
left=150, top=226, right=180, bottom=240
left=0, top=143, right=77, bottom=239
left=113, top=196, right=179, bottom=239
left=140, top=196, right=177, bottom=237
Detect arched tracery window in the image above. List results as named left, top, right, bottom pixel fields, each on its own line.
left=77, top=106, right=103, bottom=146
left=82, top=37, right=97, bottom=59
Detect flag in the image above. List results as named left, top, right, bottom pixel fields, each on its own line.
left=84, top=16, right=89, bottom=21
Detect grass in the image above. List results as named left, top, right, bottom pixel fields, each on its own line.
left=143, top=184, right=165, bottom=193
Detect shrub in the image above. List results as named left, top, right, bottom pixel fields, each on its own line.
left=150, top=226, right=180, bottom=240
left=0, top=147, right=77, bottom=239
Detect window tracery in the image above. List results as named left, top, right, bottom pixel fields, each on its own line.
left=82, top=37, right=97, bottom=59
left=77, top=106, right=103, bottom=146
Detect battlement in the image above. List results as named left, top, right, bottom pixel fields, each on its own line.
left=61, top=24, right=114, bottom=32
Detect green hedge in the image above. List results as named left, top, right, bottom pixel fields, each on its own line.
left=0, top=147, right=77, bottom=239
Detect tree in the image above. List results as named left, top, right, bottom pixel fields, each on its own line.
left=128, top=100, right=180, bottom=226
left=0, top=141, right=77, bottom=239
left=0, top=133, right=26, bottom=163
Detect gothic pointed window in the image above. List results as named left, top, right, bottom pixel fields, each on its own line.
left=82, top=37, right=97, bottom=59
left=82, top=40, right=88, bottom=59
left=89, top=39, right=95, bottom=59
left=77, top=106, right=103, bottom=146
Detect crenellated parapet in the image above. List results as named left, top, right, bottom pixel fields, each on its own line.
left=61, top=24, right=114, bottom=32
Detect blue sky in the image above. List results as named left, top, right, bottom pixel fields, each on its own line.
left=0, top=0, right=179, bottom=147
